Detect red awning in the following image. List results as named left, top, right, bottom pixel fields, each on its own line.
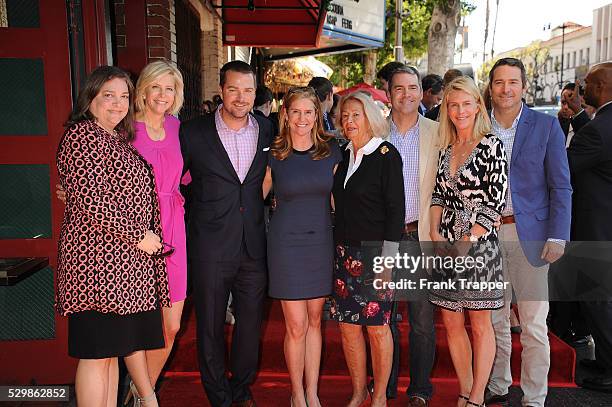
left=221, top=0, right=326, bottom=47
left=337, top=83, right=389, bottom=104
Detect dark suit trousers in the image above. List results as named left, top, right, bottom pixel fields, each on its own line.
left=384, top=232, right=435, bottom=399
left=191, top=242, right=267, bottom=407
left=582, top=301, right=612, bottom=371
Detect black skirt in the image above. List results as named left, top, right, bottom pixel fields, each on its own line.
left=68, top=308, right=165, bottom=359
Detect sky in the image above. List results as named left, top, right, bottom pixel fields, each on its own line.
left=464, top=0, right=610, bottom=57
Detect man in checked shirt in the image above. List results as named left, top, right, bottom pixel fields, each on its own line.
left=485, top=58, right=572, bottom=407
left=380, top=65, right=442, bottom=407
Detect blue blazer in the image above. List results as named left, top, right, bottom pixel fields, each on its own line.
left=504, top=105, right=572, bottom=267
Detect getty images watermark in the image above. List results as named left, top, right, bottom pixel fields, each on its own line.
left=371, top=252, right=510, bottom=292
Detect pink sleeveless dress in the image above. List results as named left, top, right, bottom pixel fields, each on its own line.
left=133, top=115, right=187, bottom=303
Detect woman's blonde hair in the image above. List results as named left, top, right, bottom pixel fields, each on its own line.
left=272, top=86, right=332, bottom=161
left=135, top=59, right=184, bottom=115
left=438, top=76, right=491, bottom=148
left=335, top=91, right=389, bottom=139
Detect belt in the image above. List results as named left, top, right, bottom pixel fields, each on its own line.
left=501, top=215, right=515, bottom=224
left=404, top=221, right=419, bottom=233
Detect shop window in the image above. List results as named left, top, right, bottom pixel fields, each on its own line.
left=0, top=0, right=40, bottom=28
left=0, top=58, right=47, bottom=135
left=0, top=164, right=52, bottom=239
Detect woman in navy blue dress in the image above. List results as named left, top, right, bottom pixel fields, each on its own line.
left=263, top=87, right=341, bottom=407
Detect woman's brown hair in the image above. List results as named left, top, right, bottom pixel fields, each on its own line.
left=271, top=86, right=332, bottom=161
left=65, top=65, right=135, bottom=142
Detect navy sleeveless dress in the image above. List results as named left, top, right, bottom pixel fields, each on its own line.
left=267, top=141, right=342, bottom=300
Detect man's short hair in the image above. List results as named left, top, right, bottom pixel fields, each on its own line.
left=443, top=69, right=463, bottom=86
left=255, top=86, right=273, bottom=107
left=376, top=61, right=405, bottom=82
left=562, top=82, right=584, bottom=95
left=387, top=65, right=421, bottom=90
left=422, top=74, right=443, bottom=94
left=488, top=57, right=527, bottom=87
left=220, top=60, right=255, bottom=88
left=307, top=77, right=333, bottom=102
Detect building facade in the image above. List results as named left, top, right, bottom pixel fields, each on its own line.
left=593, top=3, right=612, bottom=65
left=0, top=0, right=239, bottom=384
left=539, top=23, right=592, bottom=103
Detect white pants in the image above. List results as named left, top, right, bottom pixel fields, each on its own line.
left=489, top=223, right=550, bottom=407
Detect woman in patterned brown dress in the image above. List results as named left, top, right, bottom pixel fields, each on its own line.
left=56, top=66, right=169, bottom=407
left=429, top=77, right=508, bottom=407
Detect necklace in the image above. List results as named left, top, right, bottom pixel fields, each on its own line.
left=145, top=120, right=165, bottom=141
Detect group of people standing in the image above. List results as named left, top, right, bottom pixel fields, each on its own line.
left=54, top=55, right=612, bottom=407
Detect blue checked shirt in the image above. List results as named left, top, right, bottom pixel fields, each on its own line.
left=491, top=106, right=522, bottom=216
left=389, top=118, right=420, bottom=223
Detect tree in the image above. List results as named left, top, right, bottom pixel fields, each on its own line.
left=319, top=0, right=435, bottom=88
left=319, top=0, right=474, bottom=87
left=427, top=0, right=466, bottom=76
left=482, top=0, right=490, bottom=65
left=490, top=0, right=500, bottom=58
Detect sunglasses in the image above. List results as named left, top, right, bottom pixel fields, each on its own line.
left=152, top=241, right=175, bottom=258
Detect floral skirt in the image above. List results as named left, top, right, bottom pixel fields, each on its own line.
left=330, top=244, right=394, bottom=326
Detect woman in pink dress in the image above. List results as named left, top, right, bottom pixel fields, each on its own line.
left=128, top=60, right=187, bottom=403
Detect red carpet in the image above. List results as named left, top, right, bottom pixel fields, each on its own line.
left=159, top=300, right=576, bottom=406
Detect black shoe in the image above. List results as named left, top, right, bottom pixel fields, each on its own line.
left=569, top=335, right=591, bottom=348
left=580, top=358, right=605, bottom=372
left=563, top=332, right=592, bottom=348
left=580, top=375, right=612, bottom=393
left=484, top=387, right=508, bottom=404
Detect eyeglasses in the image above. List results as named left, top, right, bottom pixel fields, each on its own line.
left=152, top=241, right=175, bottom=258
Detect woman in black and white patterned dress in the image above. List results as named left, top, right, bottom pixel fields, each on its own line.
left=429, top=77, right=508, bottom=407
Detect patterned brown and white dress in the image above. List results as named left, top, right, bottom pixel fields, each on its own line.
left=429, top=133, right=508, bottom=311
left=56, top=120, right=170, bottom=358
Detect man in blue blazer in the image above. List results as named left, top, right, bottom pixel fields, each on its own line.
left=484, top=58, right=572, bottom=407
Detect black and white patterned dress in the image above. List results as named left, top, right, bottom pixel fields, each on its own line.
left=429, top=133, right=508, bottom=311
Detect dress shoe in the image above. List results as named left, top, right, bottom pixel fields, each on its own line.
left=580, top=358, right=605, bottom=372
left=563, top=331, right=592, bottom=348
left=232, top=399, right=257, bottom=407
left=569, top=335, right=591, bottom=348
left=407, top=395, right=428, bottom=406
left=484, top=387, right=508, bottom=404
left=580, top=375, right=612, bottom=393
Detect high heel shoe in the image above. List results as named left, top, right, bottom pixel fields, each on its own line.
left=136, top=391, right=158, bottom=407
left=466, top=400, right=485, bottom=407
left=123, top=381, right=139, bottom=406
left=458, top=394, right=469, bottom=407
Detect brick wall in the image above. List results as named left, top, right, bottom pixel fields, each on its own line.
left=146, top=0, right=176, bottom=61
left=114, top=0, right=126, bottom=49
left=113, top=0, right=177, bottom=64
left=201, top=11, right=226, bottom=101
left=114, top=0, right=225, bottom=102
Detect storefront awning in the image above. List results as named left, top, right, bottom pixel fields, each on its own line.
left=262, top=0, right=386, bottom=60
left=220, top=0, right=386, bottom=61
left=221, top=0, right=327, bottom=48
